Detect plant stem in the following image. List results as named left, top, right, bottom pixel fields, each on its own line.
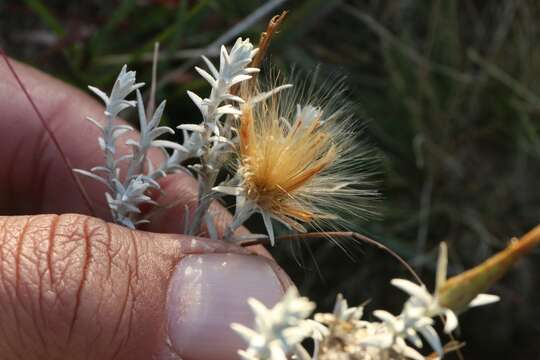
left=240, top=231, right=424, bottom=286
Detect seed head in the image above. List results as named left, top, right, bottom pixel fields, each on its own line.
left=225, top=75, right=379, bottom=242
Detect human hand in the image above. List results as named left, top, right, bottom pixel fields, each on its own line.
left=0, top=58, right=291, bottom=360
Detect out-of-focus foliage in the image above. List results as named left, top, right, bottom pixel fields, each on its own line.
left=2, top=0, right=540, bottom=358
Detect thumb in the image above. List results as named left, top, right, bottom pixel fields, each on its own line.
left=0, top=214, right=291, bottom=360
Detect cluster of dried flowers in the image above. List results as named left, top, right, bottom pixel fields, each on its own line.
left=76, top=33, right=502, bottom=360
left=231, top=243, right=499, bottom=360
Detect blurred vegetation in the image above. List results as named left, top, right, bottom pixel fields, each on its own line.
left=2, top=0, right=540, bottom=358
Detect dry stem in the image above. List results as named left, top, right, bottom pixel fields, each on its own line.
left=241, top=231, right=424, bottom=286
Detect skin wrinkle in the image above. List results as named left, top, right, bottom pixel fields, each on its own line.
left=29, top=125, right=50, bottom=214
left=47, top=214, right=59, bottom=285
left=0, top=316, right=24, bottom=360
left=50, top=219, right=75, bottom=331
left=125, top=230, right=142, bottom=349
left=1, top=218, right=26, bottom=357
left=107, top=240, right=124, bottom=280
left=0, top=63, right=74, bottom=213
left=11, top=214, right=125, bottom=359
left=13, top=216, right=50, bottom=352
left=10, top=216, right=45, bottom=357
left=111, top=339, right=126, bottom=360
left=105, top=222, right=114, bottom=281
left=129, top=229, right=141, bottom=282
left=68, top=215, right=114, bottom=358
left=109, top=229, right=135, bottom=350
left=67, top=216, right=92, bottom=343
left=0, top=217, right=7, bottom=283
left=126, top=268, right=136, bottom=351
left=110, top=266, right=131, bottom=348
left=86, top=224, right=119, bottom=358
left=0, top=332, right=22, bottom=360
left=82, top=223, right=110, bottom=347
left=53, top=242, right=83, bottom=288
left=0, top=219, right=22, bottom=359
left=112, top=334, right=130, bottom=360
left=35, top=285, right=49, bottom=353
left=14, top=216, right=29, bottom=295
left=32, top=218, right=50, bottom=354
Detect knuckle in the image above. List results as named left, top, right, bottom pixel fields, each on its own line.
left=0, top=214, right=142, bottom=359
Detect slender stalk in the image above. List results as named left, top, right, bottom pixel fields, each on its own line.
left=241, top=231, right=424, bottom=286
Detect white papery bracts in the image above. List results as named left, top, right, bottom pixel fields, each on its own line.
left=231, top=288, right=322, bottom=360
left=233, top=244, right=500, bottom=360
left=75, top=66, right=186, bottom=228
left=181, top=37, right=260, bottom=236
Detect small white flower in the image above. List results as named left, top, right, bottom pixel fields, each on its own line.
left=232, top=288, right=317, bottom=360
left=391, top=278, right=458, bottom=335
left=314, top=293, right=364, bottom=326
left=185, top=37, right=258, bottom=128
left=88, top=65, right=144, bottom=119
left=233, top=242, right=502, bottom=360
left=358, top=243, right=500, bottom=359
left=331, top=293, right=365, bottom=322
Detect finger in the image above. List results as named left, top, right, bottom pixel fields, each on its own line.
left=0, top=213, right=292, bottom=360
left=0, top=57, right=114, bottom=216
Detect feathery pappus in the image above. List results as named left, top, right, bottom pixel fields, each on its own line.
left=216, top=73, right=379, bottom=244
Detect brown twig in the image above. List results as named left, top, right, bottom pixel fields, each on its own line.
left=232, top=10, right=288, bottom=97
left=251, top=10, right=288, bottom=69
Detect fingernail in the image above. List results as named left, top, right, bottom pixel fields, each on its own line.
left=165, top=253, right=287, bottom=360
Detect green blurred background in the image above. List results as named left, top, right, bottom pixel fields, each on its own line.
left=2, top=0, right=540, bottom=358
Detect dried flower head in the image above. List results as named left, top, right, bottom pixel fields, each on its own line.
left=232, top=243, right=501, bottom=360
left=231, top=287, right=318, bottom=360
left=217, top=75, right=379, bottom=243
